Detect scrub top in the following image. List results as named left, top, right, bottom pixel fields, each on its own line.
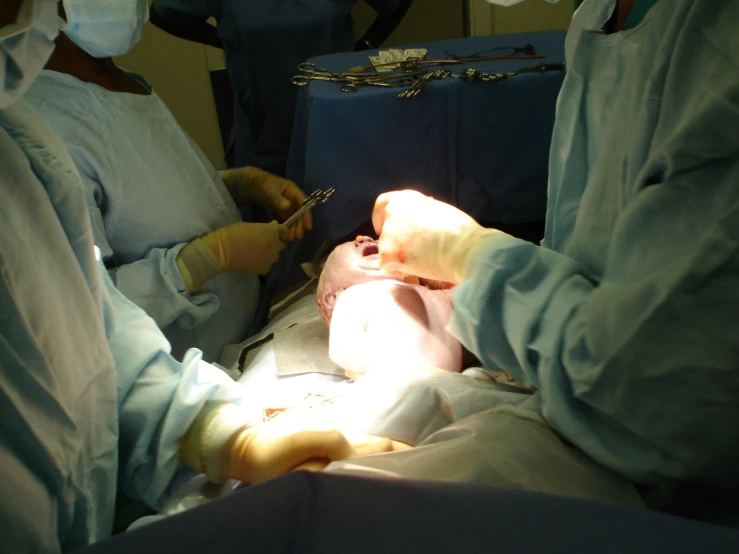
left=0, top=98, right=249, bottom=552
left=450, top=0, right=739, bottom=487
left=25, top=70, right=260, bottom=363
left=152, top=0, right=401, bottom=175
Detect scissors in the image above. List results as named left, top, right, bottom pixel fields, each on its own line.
left=284, top=187, right=336, bottom=227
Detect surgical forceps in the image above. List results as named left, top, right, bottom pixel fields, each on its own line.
left=397, top=68, right=452, bottom=99
left=284, top=187, right=336, bottom=227
left=291, top=63, right=380, bottom=86
left=338, top=74, right=409, bottom=92
left=293, top=63, right=355, bottom=86
left=292, top=63, right=415, bottom=92
left=362, top=53, right=544, bottom=73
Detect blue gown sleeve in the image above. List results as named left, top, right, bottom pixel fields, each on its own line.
left=450, top=155, right=739, bottom=487
left=97, top=250, right=256, bottom=508
left=84, top=183, right=220, bottom=330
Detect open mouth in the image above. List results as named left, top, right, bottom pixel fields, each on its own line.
left=357, top=240, right=381, bottom=270
left=361, top=243, right=379, bottom=256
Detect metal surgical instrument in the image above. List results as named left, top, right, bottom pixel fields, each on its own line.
left=291, top=63, right=385, bottom=86
left=338, top=73, right=417, bottom=92
left=359, top=53, right=544, bottom=73
left=456, top=62, right=566, bottom=83
left=284, top=187, right=336, bottom=227
left=292, top=63, right=419, bottom=92
left=397, top=68, right=452, bottom=99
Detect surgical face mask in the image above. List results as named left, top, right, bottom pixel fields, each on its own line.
left=61, top=0, right=149, bottom=58
left=0, top=0, right=59, bottom=109
left=485, top=0, right=560, bottom=6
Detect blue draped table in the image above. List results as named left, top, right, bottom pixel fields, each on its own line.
left=259, top=31, right=566, bottom=309
left=286, top=30, right=567, bottom=242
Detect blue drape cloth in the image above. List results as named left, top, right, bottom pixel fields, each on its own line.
left=286, top=31, right=566, bottom=242
left=264, top=32, right=565, bottom=302
left=72, top=472, right=739, bottom=554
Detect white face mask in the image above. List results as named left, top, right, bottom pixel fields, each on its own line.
left=61, top=0, right=149, bottom=58
left=485, top=0, right=560, bottom=6
left=0, top=0, right=59, bottom=109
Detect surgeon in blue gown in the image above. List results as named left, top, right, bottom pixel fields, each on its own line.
left=149, top=0, right=414, bottom=176
left=25, top=0, right=318, bottom=364
left=371, top=0, right=739, bottom=493
left=0, top=1, right=393, bottom=551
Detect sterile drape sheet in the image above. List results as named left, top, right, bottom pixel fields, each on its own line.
left=73, top=472, right=739, bottom=554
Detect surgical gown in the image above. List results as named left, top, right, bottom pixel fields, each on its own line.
left=0, top=98, right=253, bottom=552
left=151, top=0, right=401, bottom=175
left=25, top=70, right=260, bottom=363
left=450, top=0, right=739, bottom=487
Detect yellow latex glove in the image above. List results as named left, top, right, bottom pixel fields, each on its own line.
left=293, top=438, right=412, bottom=473
left=179, top=403, right=397, bottom=485
left=226, top=425, right=398, bottom=484
left=372, top=190, right=502, bottom=285
left=175, top=221, right=287, bottom=292
left=202, top=220, right=287, bottom=275
left=222, top=166, right=313, bottom=240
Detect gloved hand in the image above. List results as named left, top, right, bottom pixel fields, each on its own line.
left=221, top=166, right=313, bottom=240
left=226, top=424, right=398, bottom=484
left=202, top=220, right=287, bottom=275
left=176, top=221, right=287, bottom=292
left=180, top=402, right=397, bottom=485
left=372, top=190, right=501, bottom=284
left=292, top=438, right=412, bottom=472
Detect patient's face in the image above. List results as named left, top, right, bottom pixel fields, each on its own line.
left=316, top=237, right=462, bottom=380
left=317, top=236, right=397, bottom=324
left=316, top=236, right=454, bottom=324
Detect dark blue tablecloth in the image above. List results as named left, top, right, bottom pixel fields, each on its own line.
left=73, top=472, right=739, bottom=554
left=286, top=31, right=567, bottom=242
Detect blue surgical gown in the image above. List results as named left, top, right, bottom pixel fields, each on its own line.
left=0, top=98, right=252, bottom=552
left=450, top=0, right=739, bottom=486
left=25, top=70, right=260, bottom=364
left=151, top=0, right=401, bottom=175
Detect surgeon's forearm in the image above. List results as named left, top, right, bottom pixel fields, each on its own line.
left=149, top=6, right=222, bottom=49
left=356, top=0, right=414, bottom=50
left=450, top=213, right=739, bottom=486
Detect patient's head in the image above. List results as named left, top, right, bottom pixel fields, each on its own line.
left=316, top=236, right=454, bottom=324
left=317, top=236, right=395, bottom=324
